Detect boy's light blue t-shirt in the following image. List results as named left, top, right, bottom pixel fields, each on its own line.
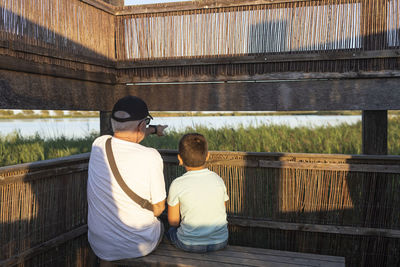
left=167, top=168, right=229, bottom=245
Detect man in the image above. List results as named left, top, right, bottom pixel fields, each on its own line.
left=87, top=96, right=168, bottom=264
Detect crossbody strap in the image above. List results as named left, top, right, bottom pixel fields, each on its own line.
left=105, top=137, right=153, bottom=212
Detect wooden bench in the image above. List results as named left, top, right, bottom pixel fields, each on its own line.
left=113, top=240, right=345, bottom=267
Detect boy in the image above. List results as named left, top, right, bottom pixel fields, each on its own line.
left=166, top=133, right=229, bottom=252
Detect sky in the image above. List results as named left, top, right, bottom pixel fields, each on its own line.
left=125, top=0, right=188, bottom=5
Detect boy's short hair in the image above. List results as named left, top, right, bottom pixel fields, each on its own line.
left=179, top=133, right=208, bottom=167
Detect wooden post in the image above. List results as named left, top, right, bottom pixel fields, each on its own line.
left=362, top=111, right=388, bottom=155
left=100, top=111, right=113, bottom=136
left=361, top=0, right=388, bottom=155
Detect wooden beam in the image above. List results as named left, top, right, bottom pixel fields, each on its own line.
left=117, top=70, right=400, bottom=84
left=116, top=50, right=400, bottom=69
left=362, top=110, right=388, bottom=155
left=116, top=0, right=329, bottom=16
left=0, top=40, right=115, bottom=68
left=228, top=217, right=400, bottom=239
left=0, top=68, right=122, bottom=110
left=125, top=78, right=400, bottom=111
left=0, top=54, right=116, bottom=84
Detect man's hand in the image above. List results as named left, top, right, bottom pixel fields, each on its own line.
left=152, top=199, right=166, bottom=217
left=155, top=125, right=168, bottom=136
left=146, top=125, right=168, bottom=137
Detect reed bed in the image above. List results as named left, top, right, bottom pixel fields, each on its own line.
left=1, top=116, right=399, bottom=167
left=0, top=132, right=96, bottom=166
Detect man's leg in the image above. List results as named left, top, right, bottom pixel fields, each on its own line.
left=155, top=220, right=165, bottom=248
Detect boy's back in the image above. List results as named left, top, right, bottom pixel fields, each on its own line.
left=168, top=168, right=229, bottom=245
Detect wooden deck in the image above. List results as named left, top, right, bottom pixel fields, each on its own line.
left=114, top=240, right=345, bottom=267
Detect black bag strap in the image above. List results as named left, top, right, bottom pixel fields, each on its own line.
left=105, top=137, right=153, bottom=212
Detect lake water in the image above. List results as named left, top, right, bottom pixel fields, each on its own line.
left=0, top=115, right=361, bottom=139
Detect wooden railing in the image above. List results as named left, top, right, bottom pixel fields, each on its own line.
left=1, top=151, right=399, bottom=266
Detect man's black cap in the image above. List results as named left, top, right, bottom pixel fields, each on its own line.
left=111, top=96, right=153, bottom=122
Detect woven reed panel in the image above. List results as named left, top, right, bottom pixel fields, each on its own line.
left=116, top=0, right=400, bottom=81
left=0, top=0, right=116, bottom=62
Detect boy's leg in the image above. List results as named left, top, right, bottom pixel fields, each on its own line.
left=165, top=228, right=207, bottom=253
left=165, top=226, right=178, bottom=244
left=206, top=239, right=228, bottom=252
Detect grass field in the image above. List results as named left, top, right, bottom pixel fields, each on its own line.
left=1, top=116, right=399, bottom=167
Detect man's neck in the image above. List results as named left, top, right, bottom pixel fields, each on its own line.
left=113, top=132, right=140, bottom=143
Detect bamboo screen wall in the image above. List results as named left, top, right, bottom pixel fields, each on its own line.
left=117, top=0, right=400, bottom=59
left=0, top=0, right=116, bottom=61
left=1, top=152, right=399, bottom=266
left=114, top=0, right=400, bottom=84
left=1, top=0, right=399, bottom=72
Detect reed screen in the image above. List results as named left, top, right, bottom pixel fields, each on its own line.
left=0, top=0, right=116, bottom=60
left=117, top=0, right=399, bottom=60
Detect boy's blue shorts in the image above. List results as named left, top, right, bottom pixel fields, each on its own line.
left=165, top=227, right=228, bottom=253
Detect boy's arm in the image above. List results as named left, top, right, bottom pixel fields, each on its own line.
left=167, top=203, right=180, bottom=227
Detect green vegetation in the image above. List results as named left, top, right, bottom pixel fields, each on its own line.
left=0, top=132, right=96, bottom=166
left=1, top=116, right=399, bottom=167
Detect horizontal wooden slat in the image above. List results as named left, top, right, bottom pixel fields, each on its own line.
left=223, top=245, right=344, bottom=262
left=258, top=161, right=400, bottom=173
left=0, top=54, right=116, bottom=84
left=0, top=225, right=88, bottom=267
left=228, top=217, right=400, bottom=238
left=0, top=68, right=123, bottom=110
left=117, top=240, right=345, bottom=267
left=116, top=0, right=336, bottom=16
left=117, top=70, right=400, bottom=84
left=0, top=153, right=90, bottom=183
left=152, top=246, right=339, bottom=267
left=0, top=163, right=88, bottom=184
left=116, top=50, right=400, bottom=69
left=0, top=40, right=115, bottom=68
left=126, top=78, right=400, bottom=111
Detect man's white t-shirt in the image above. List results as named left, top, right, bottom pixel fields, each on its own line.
left=87, top=135, right=166, bottom=261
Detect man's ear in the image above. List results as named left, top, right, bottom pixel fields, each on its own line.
left=177, top=154, right=184, bottom=166
left=206, top=152, right=210, bottom=161
left=138, top=120, right=146, bottom=131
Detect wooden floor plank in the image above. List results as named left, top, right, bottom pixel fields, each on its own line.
left=115, top=254, right=252, bottom=267
left=152, top=250, right=316, bottom=267
left=115, top=241, right=345, bottom=267
left=226, top=245, right=345, bottom=263
left=158, top=243, right=343, bottom=264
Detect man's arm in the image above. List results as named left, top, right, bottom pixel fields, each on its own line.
left=152, top=199, right=166, bottom=217
left=168, top=203, right=180, bottom=227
